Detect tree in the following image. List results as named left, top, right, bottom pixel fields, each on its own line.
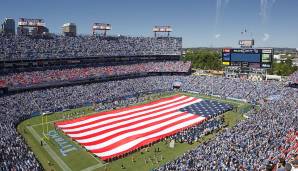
left=269, top=58, right=297, bottom=76
left=183, top=49, right=223, bottom=70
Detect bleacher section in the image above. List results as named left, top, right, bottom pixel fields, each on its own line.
left=0, top=61, right=191, bottom=91
left=0, top=35, right=182, bottom=71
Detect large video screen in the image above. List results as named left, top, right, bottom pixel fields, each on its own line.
left=261, top=54, right=271, bottom=62
left=231, top=53, right=260, bottom=62
left=222, top=48, right=273, bottom=68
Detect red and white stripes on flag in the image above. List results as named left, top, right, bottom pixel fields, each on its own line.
left=55, top=95, right=207, bottom=160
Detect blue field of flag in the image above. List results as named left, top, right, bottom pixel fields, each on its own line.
left=179, top=99, right=233, bottom=118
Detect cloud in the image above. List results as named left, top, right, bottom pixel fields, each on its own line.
left=215, top=0, right=230, bottom=27
left=260, top=0, right=277, bottom=23
left=215, top=34, right=221, bottom=39
left=215, top=0, right=223, bottom=26
left=263, top=33, right=270, bottom=41
left=260, top=0, right=268, bottom=20
left=214, top=0, right=229, bottom=43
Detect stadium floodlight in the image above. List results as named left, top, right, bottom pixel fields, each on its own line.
left=17, top=18, right=49, bottom=36
left=18, top=18, right=45, bottom=27
left=62, top=23, right=76, bottom=37
left=153, top=26, right=172, bottom=37
left=92, top=23, right=111, bottom=36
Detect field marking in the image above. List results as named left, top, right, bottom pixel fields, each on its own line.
left=60, top=129, right=104, bottom=164
left=84, top=149, right=103, bottom=163
left=27, top=126, right=72, bottom=171
left=26, top=93, right=245, bottom=171
left=31, top=118, right=64, bottom=127
left=31, top=118, right=105, bottom=170
left=55, top=128, right=106, bottom=169
left=31, top=111, right=98, bottom=127
left=81, top=163, right=108, bottom=171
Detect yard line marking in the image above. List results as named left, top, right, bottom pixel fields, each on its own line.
left=32, top=120, right=104, bottom=164
left=81, top=163, right=108, bottom=171
left=27, top=126, right=72, bottom=171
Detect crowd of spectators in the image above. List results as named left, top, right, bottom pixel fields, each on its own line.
left=156, top=81, right=297, bottom=171
left=280, top=130, right=298, bottom=157
left=289, top=71, right=298, bottom=84
left=0, top=61, right=191, bottom=88
left=178, top=76, right=284, bottom=103
left=273, top=130, right=298, bottom=170
left=0, top=75, right=297, bottom=170
left=0, top=35, right=182, bottom=60
left=169, top=116, right=224, bottom=144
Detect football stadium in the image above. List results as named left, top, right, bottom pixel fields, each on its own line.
left=1, top=1, right=298, bottom=171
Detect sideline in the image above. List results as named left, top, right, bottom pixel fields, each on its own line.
left=81, top=163, right=108, bottom=171
left=27, top=126, right=72, bottom=171
left=30, top=120, right=105, bottom=171
left=31, top=118, right=64, bottom=127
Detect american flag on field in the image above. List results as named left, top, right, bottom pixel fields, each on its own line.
left=55, top=95, right=232, bottom=160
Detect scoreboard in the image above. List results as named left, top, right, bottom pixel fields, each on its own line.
left=222, top=48, right=273, bottom=68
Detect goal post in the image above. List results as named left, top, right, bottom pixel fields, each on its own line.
left=41, top=112, right=50, bottom=140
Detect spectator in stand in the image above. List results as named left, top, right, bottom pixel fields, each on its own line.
left=0, top=35, right=182, bottom=60
left=0, top=61, right=191, bottom=88
left=289, top=71, right=298, bottom=84
left=156, top=85, right=297, bottom=171
left=0, top=75, right=297, bottom=170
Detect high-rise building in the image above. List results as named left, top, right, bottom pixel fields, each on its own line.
left=62, top=23, right=76, bottom=37
left=1, top=18, right=15, bottom=35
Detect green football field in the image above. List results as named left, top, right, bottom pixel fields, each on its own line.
left=17, top=92, right=252, bottom=171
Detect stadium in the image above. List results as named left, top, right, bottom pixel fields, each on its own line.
left=1, top=1, right=298, bottom=171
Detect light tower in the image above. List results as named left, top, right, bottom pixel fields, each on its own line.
left=17, top=18, right=48, bottom=36
left=153, top=26, right=172, bottom=37
left=62, top=23, right=76, bottom=37
left=92, top=23, right=111, bottom=36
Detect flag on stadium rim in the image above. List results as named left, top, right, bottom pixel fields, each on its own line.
left=55, top=95, right=232, bottom=160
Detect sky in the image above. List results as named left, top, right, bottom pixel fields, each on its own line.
left=0, top=0, right=297, bottom=48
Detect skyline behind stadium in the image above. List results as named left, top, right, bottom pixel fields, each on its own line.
left=0, top=0, right=297, bottom=48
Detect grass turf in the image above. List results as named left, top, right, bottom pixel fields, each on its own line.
left=17, top=92, right=251, bottom=171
